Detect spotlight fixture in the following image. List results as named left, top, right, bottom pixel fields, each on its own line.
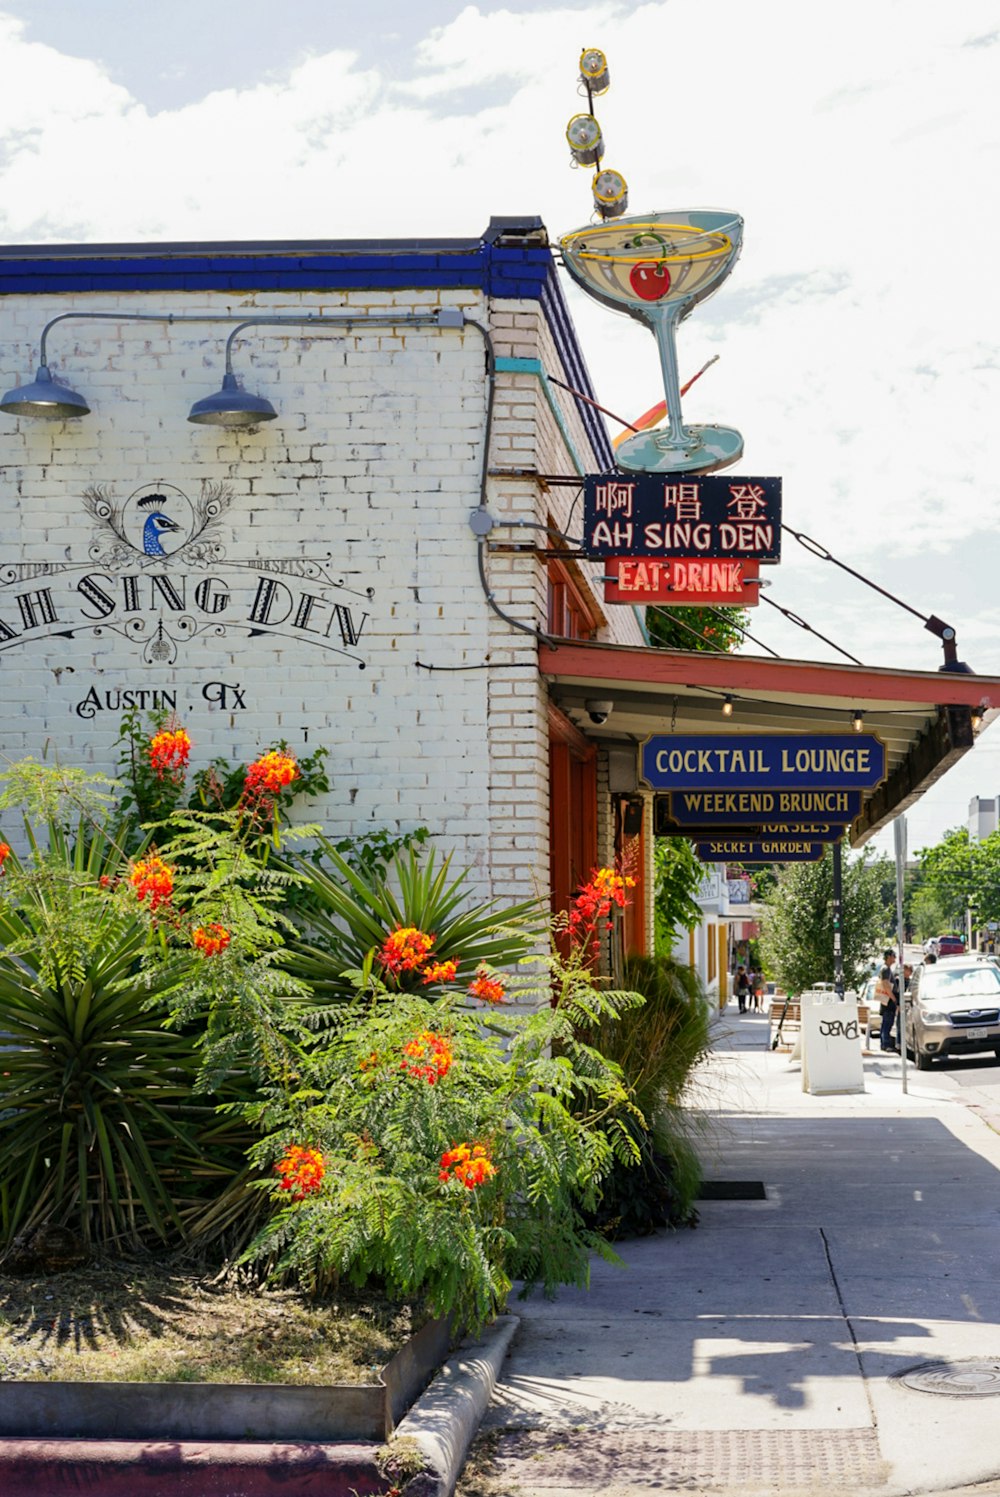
left=187, top=372, right=278, bottom=428
left=721, top=696, right=734, bottom=717
left=566, top=113, right=604, bottom=165
left=579, top=47, right=611, bottom=94
left=592, top=167, right=628, bottom=218
left=851, top=710, right=864, bottom=732
left=0, top=364, right=90, bottom=420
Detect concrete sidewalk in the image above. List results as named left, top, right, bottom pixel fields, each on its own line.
left=469, top=1008, right=1000, bottom=1497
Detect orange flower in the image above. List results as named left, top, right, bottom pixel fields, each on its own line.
left=400, top=1031, right=454, bottom=1085
left=192, top=923, right=231, bottom=957
left=129, top=854, right=175, bottom=912
left=244, top=750, right=300, bottom=797
left=0, top=843, right=10, bottom=874
left=469, top=965, right=507, bottom=1005
left=378, top=926, right=435, bottom=977
left=149, top=726, right=192, bottom=779
left=422, top=959, right=458, bottom=986
left=439, top=1142, right=496, bottom=1189
left=275, top=1144, right=326, bottom=1200
left=568, top=864, right=635, bottom=948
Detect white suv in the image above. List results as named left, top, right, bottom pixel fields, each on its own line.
left=905, top=959, right=1000, bottom=1069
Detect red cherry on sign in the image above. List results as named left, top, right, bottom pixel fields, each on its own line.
left=629, top=261, right=672, bottom=301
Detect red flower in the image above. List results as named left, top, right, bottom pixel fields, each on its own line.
left=468, top=965, right=507, bottom=1005
left=148, top=726, right=191, bottom=780
left=244, top=750, right=300, bottom=797
left=422, top=959, right=458, bottom=986
left=192, top=923, right=231, bottom=957
left=567, top=865, right=635, bottom=949
left=129, top=855, right=175, bottom=911
left=400, top=1031, right=454, bottom=1085
left=439, top=1142, right=496, bottom=1189
left=275, top=1145, right=326, bottom=1200
left=0, top=843, right=10, bottom=875
left=378, top=926, right=435, bottom=977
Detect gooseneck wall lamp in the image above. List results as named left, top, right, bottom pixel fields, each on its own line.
left=0, top=307, right=467, bottom=428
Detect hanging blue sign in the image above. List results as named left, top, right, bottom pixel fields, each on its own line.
left=640, top=736, right=886, bottom=792
left=658, top=789, right=864, bottom=828
left=660, top=820, right=847, bottom=843
left=694, top=839, right=826, bottom=864
left=583, top=474, right=781, bottom=561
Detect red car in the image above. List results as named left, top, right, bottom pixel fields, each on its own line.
left=936, top=933, right=967, bottom=957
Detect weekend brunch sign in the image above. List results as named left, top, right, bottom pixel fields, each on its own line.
left=639, top=735, right=887, bottom=792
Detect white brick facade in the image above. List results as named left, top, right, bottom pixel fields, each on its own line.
left=0, top=234, right=649, bottom=912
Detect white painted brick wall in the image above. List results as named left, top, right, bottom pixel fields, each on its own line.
left=0, top=270, right=652, bottom=921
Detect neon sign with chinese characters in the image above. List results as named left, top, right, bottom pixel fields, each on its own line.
left=583, top=474, right=781, bottom=561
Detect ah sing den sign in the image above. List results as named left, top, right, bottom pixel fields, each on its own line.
left=603, top=557, right=760, bottom=606
left=584, top=474, right=781, bottom=562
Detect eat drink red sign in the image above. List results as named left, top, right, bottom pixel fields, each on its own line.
left=603, top=557, right=760, bottom=606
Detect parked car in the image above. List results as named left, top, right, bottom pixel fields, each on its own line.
left=935, top=933, right=966, bottom=957
left=904, top=959, right=1000, bottom=1069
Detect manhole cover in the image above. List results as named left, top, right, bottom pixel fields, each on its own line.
left=697, top=1180, right=766, bottom=1200
left=895, top=1358, right=1000, bottom=1396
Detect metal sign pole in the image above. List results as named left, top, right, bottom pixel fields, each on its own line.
left=894, top=816, right=908, bottom=1095
left=832, top=838, right=844, bottom=998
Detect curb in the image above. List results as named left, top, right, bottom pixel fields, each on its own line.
left=0, top=1437, right=384, bottom=1496
left=390, top=1314, right=519, bottom=1497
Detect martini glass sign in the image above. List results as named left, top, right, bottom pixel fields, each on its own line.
left=560, top=53, right=744, bottom=474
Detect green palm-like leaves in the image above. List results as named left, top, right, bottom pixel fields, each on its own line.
left=0, top=822, right=249, bottom=1251
left=287, top=841, right=543, bottom=1003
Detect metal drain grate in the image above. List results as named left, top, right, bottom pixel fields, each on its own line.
left=697, top=1180, right=767, bottom=1200
left=895, top=1358, right=1000, bottom=1396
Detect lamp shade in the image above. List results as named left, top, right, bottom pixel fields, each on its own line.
left=187, top=372, right=277, bottom=427
left=0, top=365, right=90, bottom=419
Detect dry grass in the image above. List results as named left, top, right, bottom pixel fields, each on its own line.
left=0, top=1259, right=423, bottom=1385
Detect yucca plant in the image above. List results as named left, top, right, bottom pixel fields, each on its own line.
left=286, top=841, right=544, bottom=1005
left=0, top=820, right=253, bottom=1253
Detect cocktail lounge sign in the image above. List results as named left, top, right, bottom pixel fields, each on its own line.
left=584, top=474, right=781, bottom=562
left=0, top=481, right=372, bottom=673
left=639, top=735, right=887, bottom=792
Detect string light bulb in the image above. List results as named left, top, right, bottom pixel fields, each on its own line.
left=721, top=696, right=734, bottom=717
left=851, top=710, right=864, bottom=732
left=972, top=704, right=985, bottom=731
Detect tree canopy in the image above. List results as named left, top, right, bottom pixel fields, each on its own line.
left=912, top=825, right=1000, bottom=931
left=645, top=605, right=747, bottom=654
left=759, top=846, right=889, bottom=995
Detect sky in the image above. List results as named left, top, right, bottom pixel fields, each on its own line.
left=0, top=0, right=998, bottom=854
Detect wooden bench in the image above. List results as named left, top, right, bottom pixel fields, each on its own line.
left=768, top=997, right=873, bottom=1051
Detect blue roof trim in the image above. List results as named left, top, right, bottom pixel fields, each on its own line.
left=0, top=239, right=552, bottom=301
left=540, top=267, right=615, bottom=470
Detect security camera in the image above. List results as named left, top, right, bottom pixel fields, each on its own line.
left=585, top=699, right=614, bottom=725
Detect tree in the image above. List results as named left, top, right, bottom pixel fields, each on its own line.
left=759, top=847, right=889, bottom=995
left=652, top=838, right=706, bottom=952
left=915, top=825, right=1000, bottom=929
left=645, top=605, right=747, bottom=654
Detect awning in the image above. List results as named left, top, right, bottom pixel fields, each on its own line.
left=539, top=639, right=1000, bottom=846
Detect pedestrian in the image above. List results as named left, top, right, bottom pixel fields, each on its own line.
left=753, top=971, right=766, bottom=1012
left=877, top=948, right=898, bottom=1052
left=896, top=963, right=913, bottom=1050
left=735, top=965, right=750, bottom=1013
